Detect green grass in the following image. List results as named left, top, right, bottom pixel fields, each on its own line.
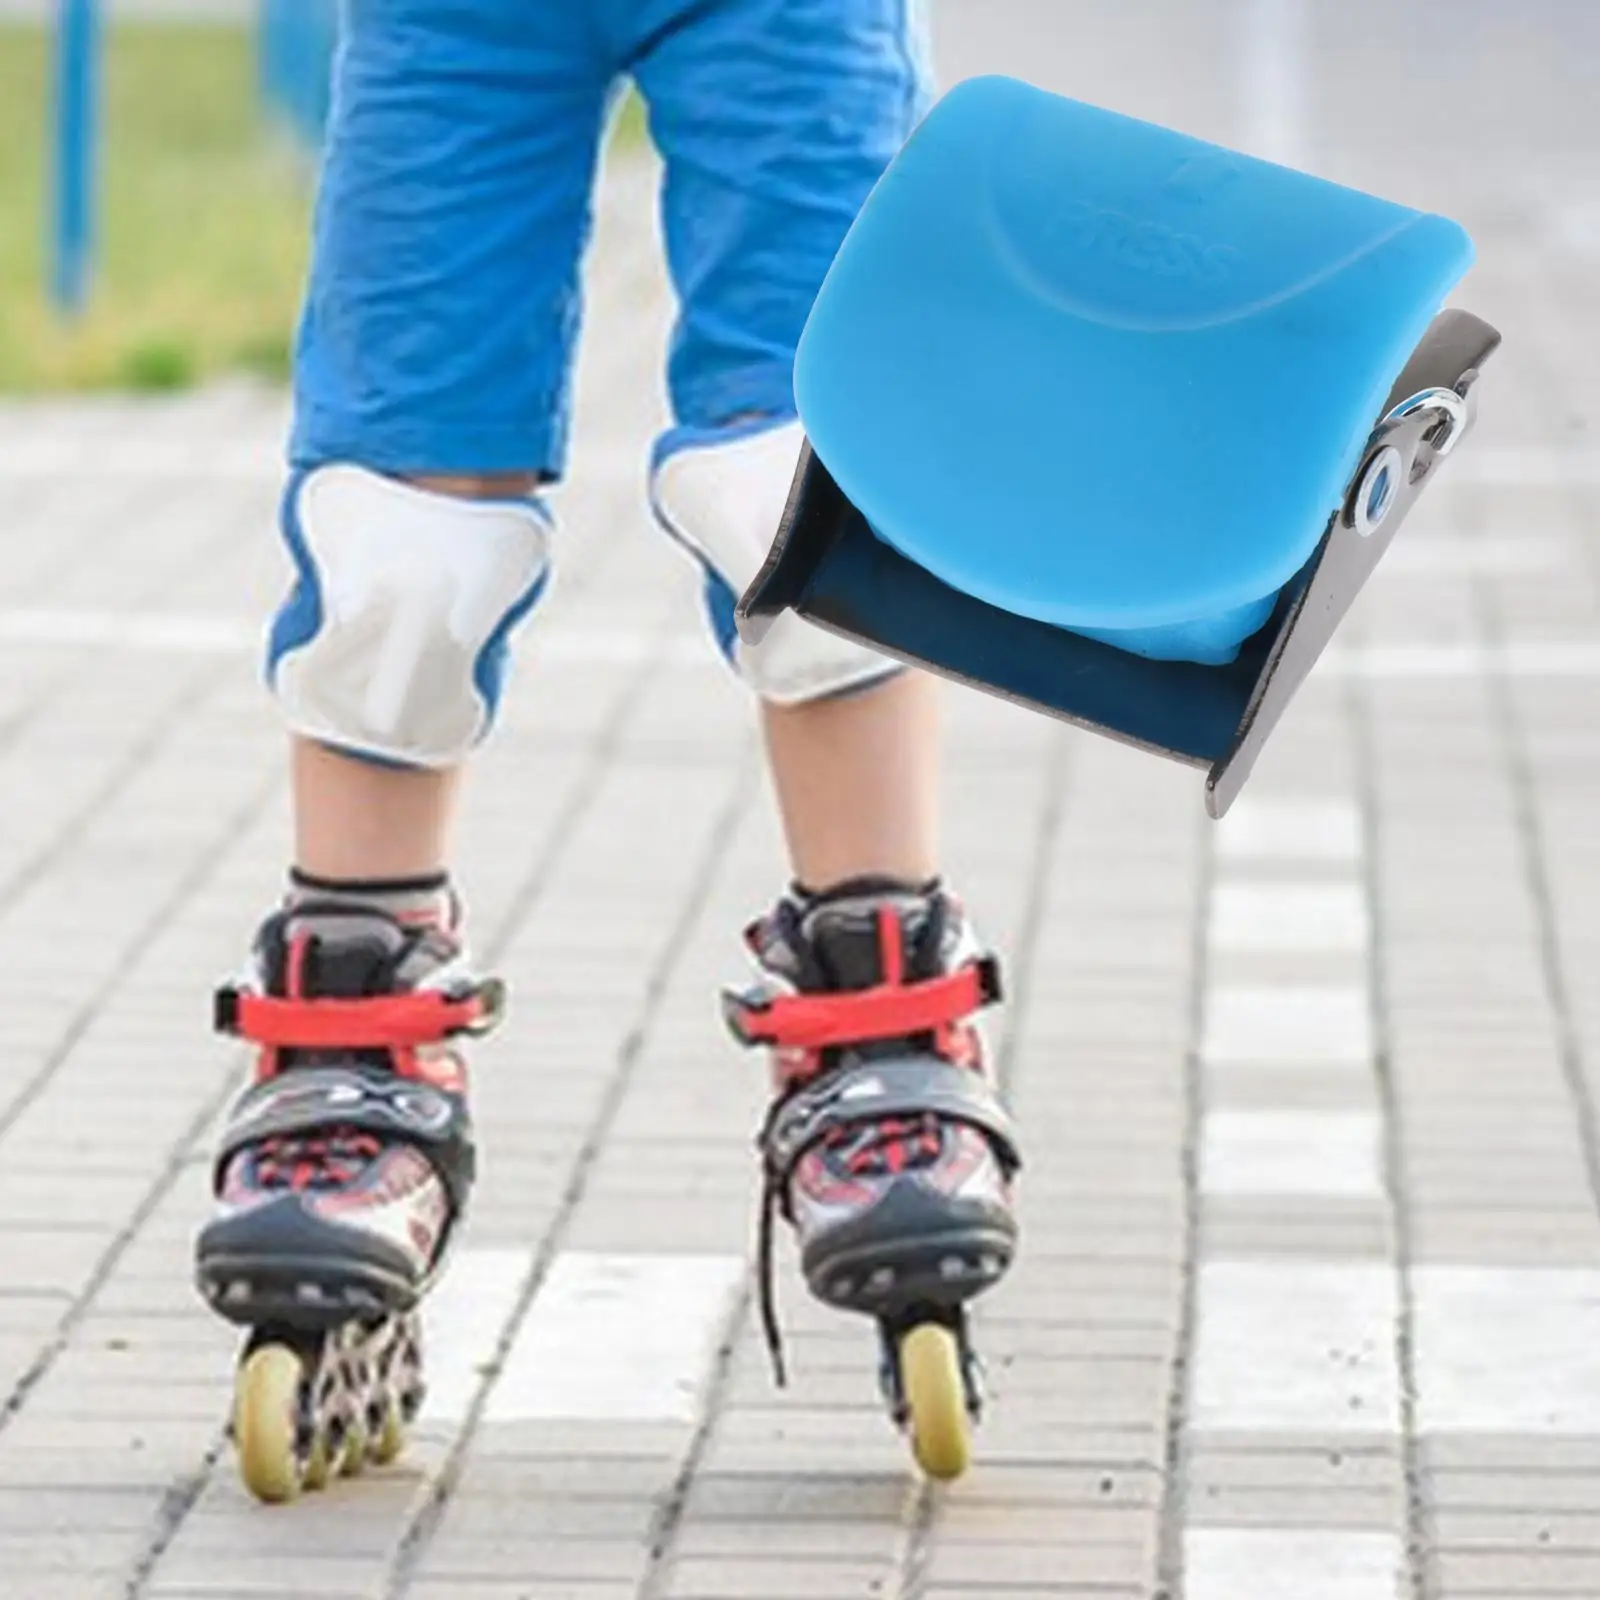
left=0, top=24, right=312, bottom=392
left=0, top=24, right=649, bottom=395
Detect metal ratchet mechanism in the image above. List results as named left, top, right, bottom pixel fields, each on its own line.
left=1346, top=377, right=1478, bottom=539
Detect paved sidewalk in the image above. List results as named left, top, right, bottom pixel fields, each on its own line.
left=0, top=4, right=1598, bottom=1597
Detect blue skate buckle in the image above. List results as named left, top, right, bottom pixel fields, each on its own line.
left=737, top=76, right=1501, bottom=817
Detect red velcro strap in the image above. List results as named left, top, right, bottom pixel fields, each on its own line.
left=727, top=960, right=998, bottom=1050
left=215, top=988, right=487, bottom=1048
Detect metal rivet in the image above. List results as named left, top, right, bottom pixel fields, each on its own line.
left=1353, top=446, right=1402, bottom=537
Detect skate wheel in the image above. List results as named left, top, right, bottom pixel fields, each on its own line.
left=302, top=1434, right=332, bottom=1494
left=370, top=1397, right=406, bottom=1467
left=337, top=1419, right=369, bottom=1478
left=234, top=1344, right=308, bottom=1505
left=899, top=1323, right=970, bottom=1482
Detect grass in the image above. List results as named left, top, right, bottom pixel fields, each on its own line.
left=0, top=24, right=313, bottom=392
left=0, top=25, right=649, bottom=396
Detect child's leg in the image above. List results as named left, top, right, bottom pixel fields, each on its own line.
left=289, top=469, right=540, bottom=882
left=632, top=0, right=1020, bottom=1472
left=198, top=1, right=616, bottom=1503
left=762, top=672, right=940, bottom=891
left=292, top=740, right=457, bottom=880
left=630, top=0, right=946, bottom=883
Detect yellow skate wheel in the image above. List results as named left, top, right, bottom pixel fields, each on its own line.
left=900, top=1323, right=971, bottom=1482
left=337, top=1418, right=369, bottom=1478
left=302, top=1433, right=332, bottom=1494
left=234, top=1344, right=308, bottom=1505
left=370, top=1396, right=406, bottom=1467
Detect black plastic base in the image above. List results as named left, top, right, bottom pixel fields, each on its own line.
left=801, top=1181, right=1017, bottom=1320
left=197, top=1198, right=422, bottom=1330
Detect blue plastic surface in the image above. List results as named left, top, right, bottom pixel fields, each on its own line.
left=795, top=77, right=1474, bottom=664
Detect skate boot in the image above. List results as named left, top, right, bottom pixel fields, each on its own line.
left=724, top=878, right=1021, bottom=1480
left=195, top=888, right=502, bottom=1503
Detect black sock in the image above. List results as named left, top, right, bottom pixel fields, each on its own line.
left=792, top=873, right=941, bottom=906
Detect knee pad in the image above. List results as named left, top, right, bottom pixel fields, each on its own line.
left=268, top=465, right=553, bottom=767
left=649, top=419, right=901, bottom=704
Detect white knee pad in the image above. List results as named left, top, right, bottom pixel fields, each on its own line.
left=649, top=419, right=901, bottom=703
left=268, top=465, right=553, bottom=767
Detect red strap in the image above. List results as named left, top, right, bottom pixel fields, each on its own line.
left=727, top=960, right=997, bottom=1050
left=216, top=988, right=488, bottom=1048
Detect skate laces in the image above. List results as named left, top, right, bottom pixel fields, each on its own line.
left=218, top=915, right=498, bottom=1196
left=753, top=1109, right=966, bottom=1387
left=253, top=1129, right=384, bottom=1193
left=739, top=899, right=1002, bottom=1386
left=823, top=1113, right=946, bottom=1178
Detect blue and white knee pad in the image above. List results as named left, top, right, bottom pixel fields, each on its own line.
left=268, top=465, right=552, bottom=768
left=267, top=428, right=896, bottom=766
left=649, top=418, right=901, bottom=704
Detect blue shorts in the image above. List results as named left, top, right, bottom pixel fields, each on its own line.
left=289, top=0, right=932, bottom=477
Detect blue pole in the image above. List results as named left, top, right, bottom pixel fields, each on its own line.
left=52, top=0, right=101, bottom=317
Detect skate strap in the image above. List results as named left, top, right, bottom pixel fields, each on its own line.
left=723, top=957, right=1000, bottom=1050
left=214, top=981, right=503, bottom=1047
left=762, top=1054, right=1021, bottom=1184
